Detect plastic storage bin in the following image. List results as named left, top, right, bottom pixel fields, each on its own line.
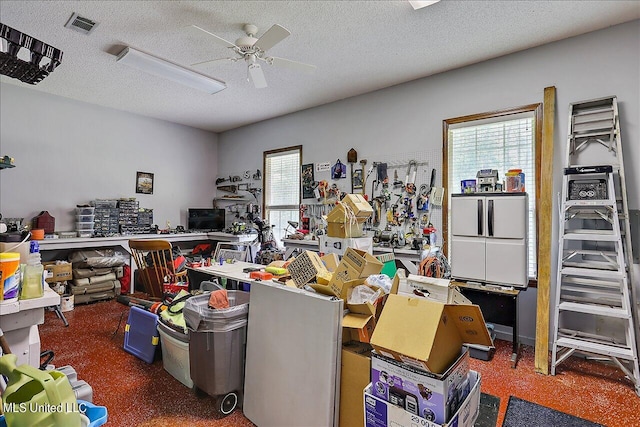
left=76, top=215, right=95, bottom=223
left=76, top=222, right=95, bottom=230
left=124, top=306, right=160, bottom=363
left=157, top=319, right=193, bottom=388
left=76, top=207, right=95, bottom=216
left=184, top=290, right=250, bottom=416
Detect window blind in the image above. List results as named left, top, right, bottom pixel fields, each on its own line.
left=265, top=149, right=301, bottom=245
left=448, top=116, right=537, bottom=278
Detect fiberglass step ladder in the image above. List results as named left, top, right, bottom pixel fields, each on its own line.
left=551, top=96, right=640, bottom=396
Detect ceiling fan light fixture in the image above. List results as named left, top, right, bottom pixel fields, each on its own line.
left=409, top=0, right=441, bottom=10
left=116, top=47, right=226, bottom=94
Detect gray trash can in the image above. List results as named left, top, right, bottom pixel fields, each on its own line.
left=183, top=290, right=250, bottom=416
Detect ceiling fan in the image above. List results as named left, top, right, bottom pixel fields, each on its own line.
left=191, top=23, right=316, bottom=89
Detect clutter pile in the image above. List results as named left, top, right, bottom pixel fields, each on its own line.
left=67, top=249, right=125, bottom=304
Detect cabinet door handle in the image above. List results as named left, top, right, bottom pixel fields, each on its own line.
left=477, top=199, right=483, bottom=235
left=488, top=199, right=494, bottom=236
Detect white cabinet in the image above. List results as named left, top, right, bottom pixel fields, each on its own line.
left=450, top=193, right=528, bottom=288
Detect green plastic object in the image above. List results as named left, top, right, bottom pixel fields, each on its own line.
left=0, top=354, right=81, bottom=427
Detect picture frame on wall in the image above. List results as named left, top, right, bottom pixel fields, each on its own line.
left=302, top=163, right=315, bottom=199
left=136, top=171, right=154, bottom=194
left=352, top=169, right=363, bottom=191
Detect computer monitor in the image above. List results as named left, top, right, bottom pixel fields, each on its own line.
left=187, top=208, right=226, bottom=231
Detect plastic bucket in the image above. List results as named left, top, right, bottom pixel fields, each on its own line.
left=0, top=252, right=21, bottom=300
left=61, top=295, right=75, bottom=312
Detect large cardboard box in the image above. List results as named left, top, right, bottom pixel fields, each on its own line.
left=369, top=294, right=492, bottom=374
left=364, top=371, right=481, bottom=427
left=286, top=251, right=329, bottom=288
left=43, top=261, right=73, bottom=284
left=340, top=342, right=372, bottom=427
left=327, top=221, right=364, bottom=238
left=370, top=349, right=470, bottom=424
left=319, top=236, right=373, bottom=256
left=397, top=274, right=471, bottom=305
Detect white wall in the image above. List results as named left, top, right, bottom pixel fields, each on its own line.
left=217, top=20, right=640, bottom=346
left=0, top=84, right=219, bottom=231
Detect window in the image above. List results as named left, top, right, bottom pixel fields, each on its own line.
left=263, top=146, right=302, bottom=247
left=443, top=104, right=542, bottom=282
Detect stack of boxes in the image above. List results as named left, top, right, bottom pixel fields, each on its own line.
left=365, top=293, right=492, bottom=427
left=325, top=194, right=372, bottom=238
left=118, top=199, right=140, bottom=234
left=92, top=200, right=120, bottom=237
left=75, top=206, right=95, bottom=237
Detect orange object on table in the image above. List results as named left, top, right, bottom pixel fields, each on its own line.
left=31, top=229, right=45, bottom=240
left=249, top=271, right=273, bottom=281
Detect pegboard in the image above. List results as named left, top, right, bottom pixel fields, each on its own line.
left=304, top=149, right=445, bottom=247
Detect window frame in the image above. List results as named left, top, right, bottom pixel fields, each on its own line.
left=262, top=145, right=302, bottom=246
left=442, top=103, right=542, bottom=287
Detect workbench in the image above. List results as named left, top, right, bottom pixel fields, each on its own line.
left=282, top=238, right=425, bottom=274
left=38, top=232, right=258, bottom=292
left=454, top=281, right=522, bottom=368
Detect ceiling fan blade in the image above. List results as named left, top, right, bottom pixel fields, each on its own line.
left=269, top=56, right=317, bottom=73
left=191, top=25, right=238, bottom=49
left=254, top=24, right=290, bottom=51
left=190, top=57, right=235, bottom=67
left=248, top=63, right=267, bottom=89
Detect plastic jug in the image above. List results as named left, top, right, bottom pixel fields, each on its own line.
left=0, top=252, right=20, bottom=300
left=0, top=353, right=81, bottom=427
left=20, top=241, right=44, bottom=300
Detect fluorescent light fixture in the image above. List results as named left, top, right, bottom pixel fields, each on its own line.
left=409, top=0, right=441, bottom=10
left=116, top=47, right=226, bottom=94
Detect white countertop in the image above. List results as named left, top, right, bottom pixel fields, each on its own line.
left=0, top=285, right=61, bottom=316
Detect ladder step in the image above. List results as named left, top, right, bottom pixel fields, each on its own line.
left=562, top=260, right=618, bottom=270
left=562, top=231, right=618, bottom=241
left=562, top=276, right=623, bottom=287
left=564, top=200, right=615, bottom=208
left=558, top=301, right=629, bottom=318
left=556, top=337, right=634, bottom=360
left=561, top=267, right=624, bottom=279
left=563, top=248, right=618, bottom=258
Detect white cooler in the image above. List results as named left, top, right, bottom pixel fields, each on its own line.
left=157, top=320, right=193, bottom=388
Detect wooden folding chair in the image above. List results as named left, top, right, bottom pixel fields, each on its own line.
left=129, top=239, right=187, bottom=298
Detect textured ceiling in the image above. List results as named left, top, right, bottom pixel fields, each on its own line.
left=1, top=1, right=639, bottom=133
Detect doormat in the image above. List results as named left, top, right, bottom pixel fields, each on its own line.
left=475, top=393, right=500, bottom=427
left=502, top=396, right=604, bottom=427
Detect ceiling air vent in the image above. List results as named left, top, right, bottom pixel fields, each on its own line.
left=64, top=13, right=98, bottom=35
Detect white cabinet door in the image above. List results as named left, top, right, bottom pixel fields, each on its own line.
left=486, top=195, right=527, bottom=239
left=451, top=197, right=484, bottom=237
left=451, top=236, right=486, bottom=282
left=485, top=238, right=528, bottom=286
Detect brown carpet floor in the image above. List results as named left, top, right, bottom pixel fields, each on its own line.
left=39, top=299, right=640, bottom=426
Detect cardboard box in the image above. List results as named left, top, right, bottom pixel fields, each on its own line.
left=342, top=194, right=373, bottom=222
left=286, top=251, right=329, bottom=288
left=369, top=294, right=492, bottom=374
left=43, top=262, right=73, bottom=283
left=319, top=236, right=373, bottom=256
left=397, top=274, right=472, bottom=305
left=312, top=248, right=383, bottom=298
left=321, top=253, right=340, bottom=272
left=364, top=371, right=481, bottom=427
left=327, top=221, right=363, bottom=238
left=342, top=248, right=384, bottom=278
left=343, top=313, right=376, bottom=343
left=370, top=349, right=470, bottom=424
left=340, top=342, right=372, bottom=427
